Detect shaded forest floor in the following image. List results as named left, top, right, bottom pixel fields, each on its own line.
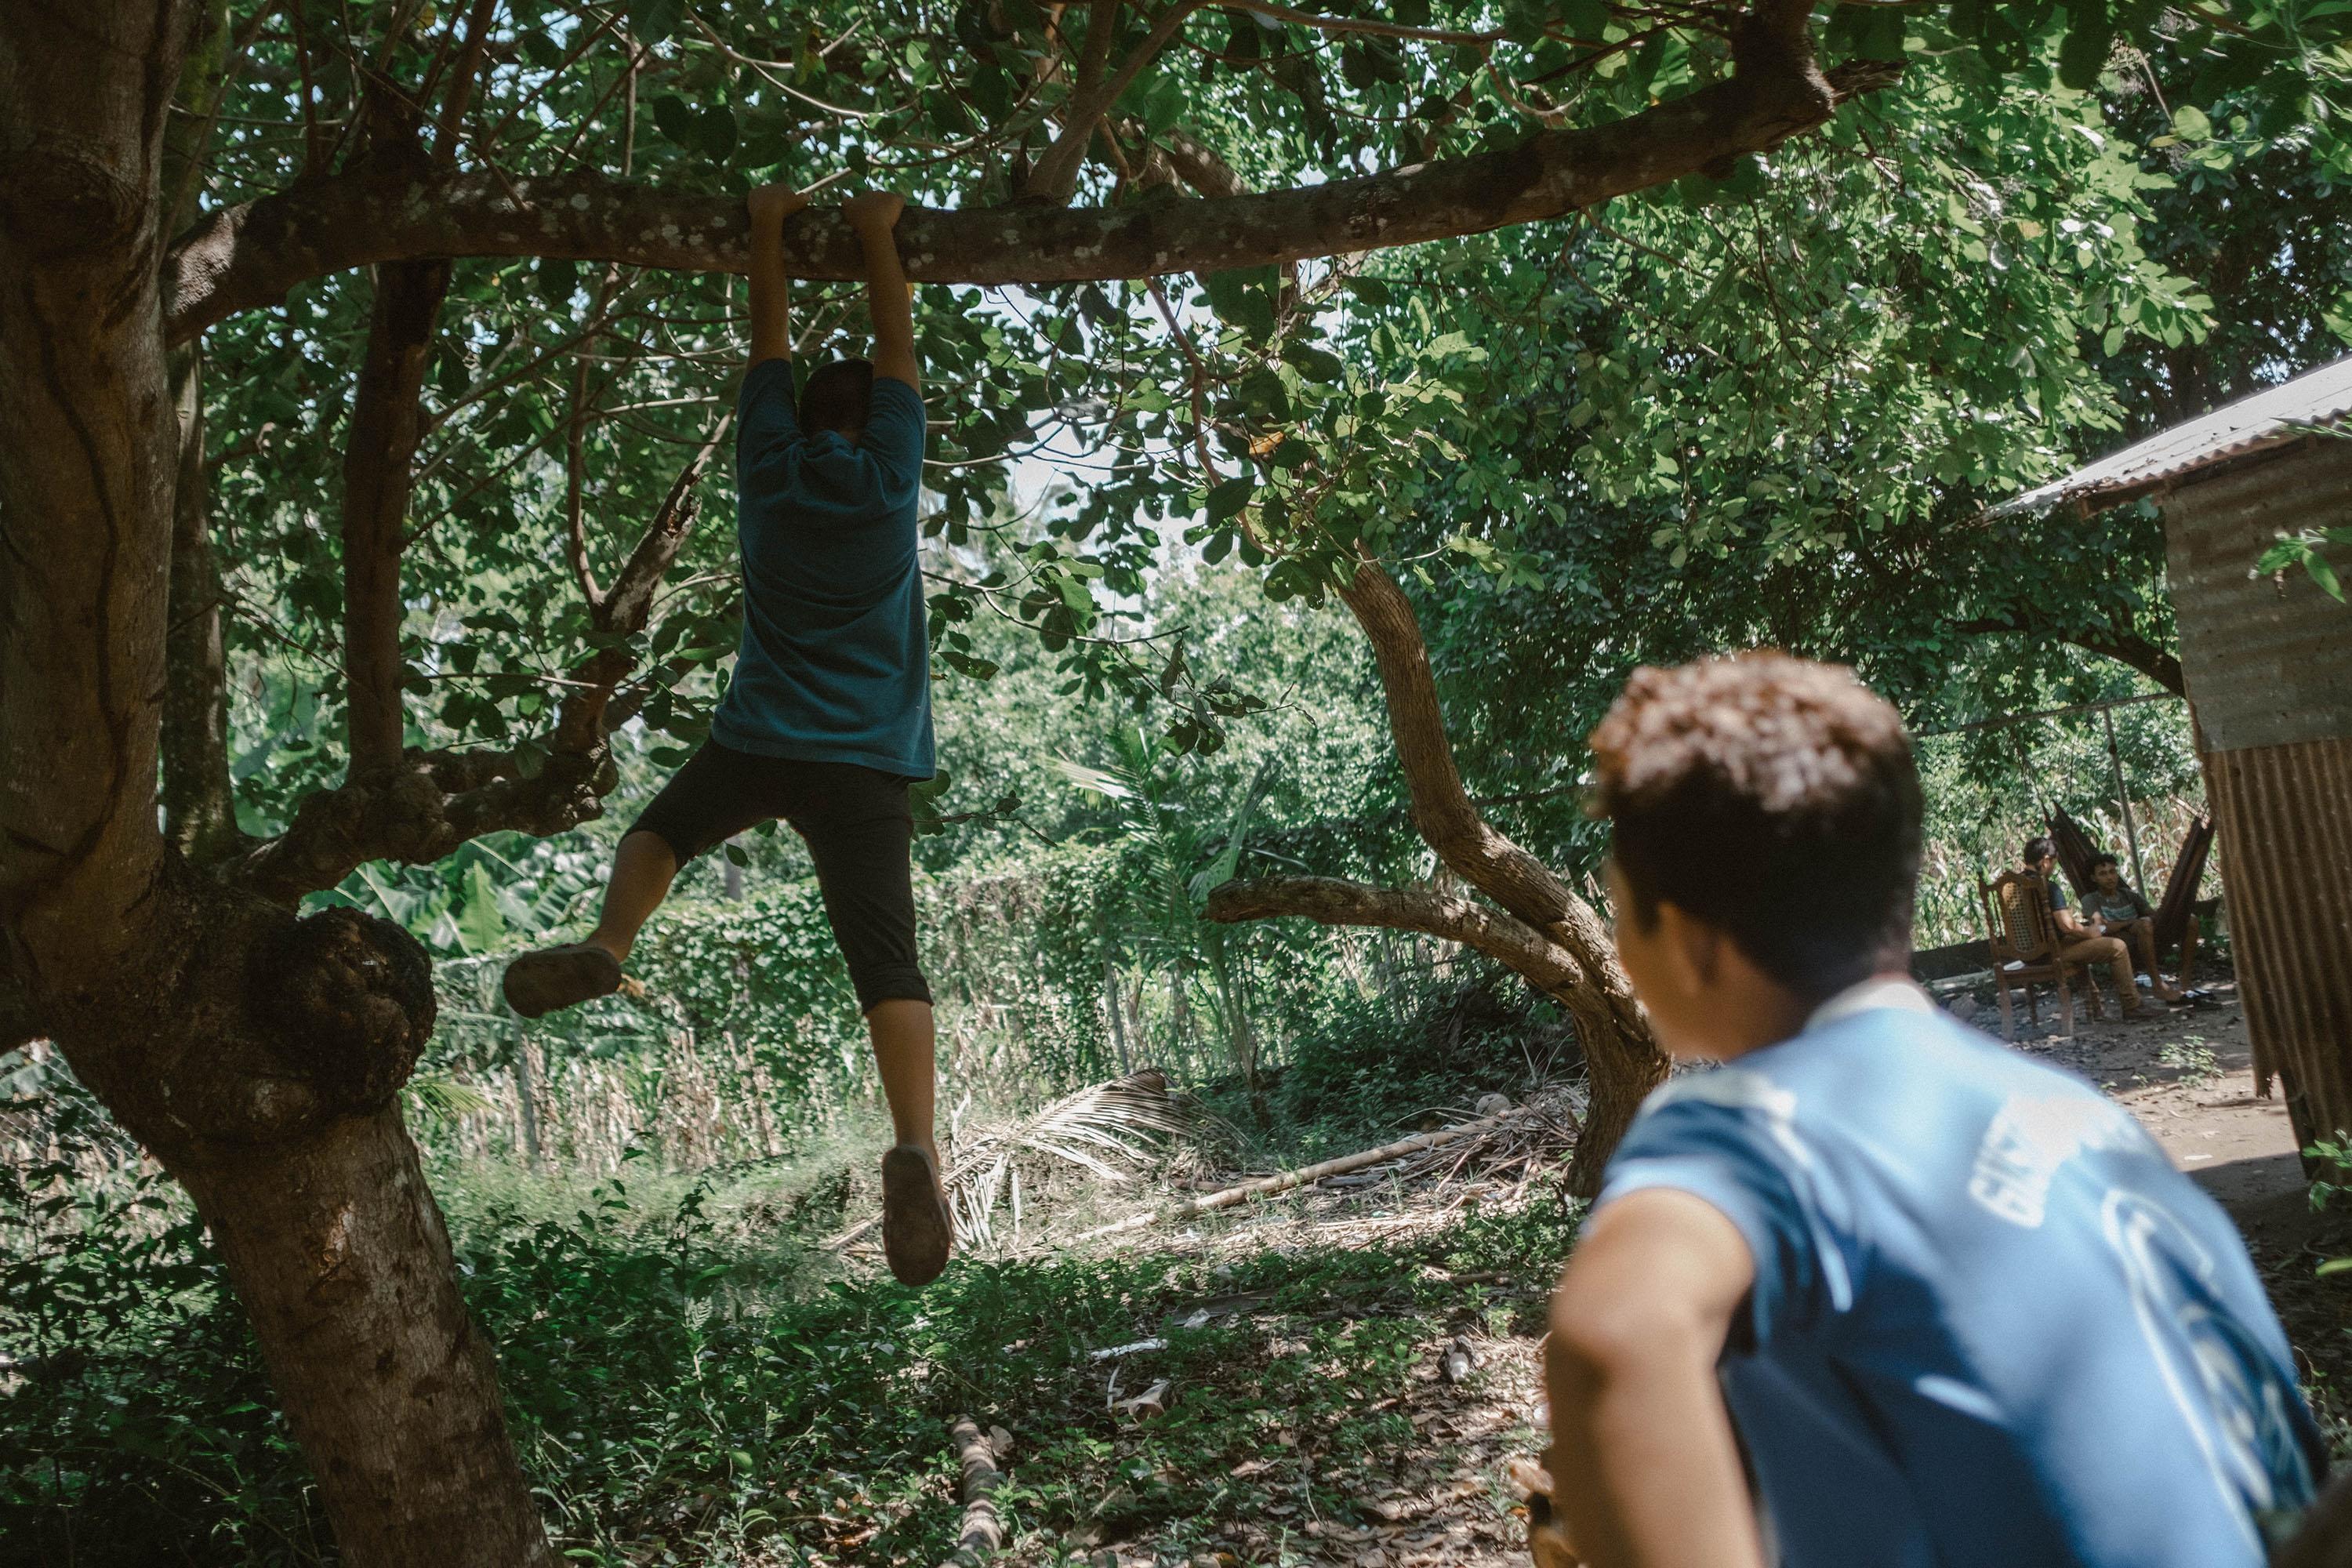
left=9, top=977, right=2350, bottom=1566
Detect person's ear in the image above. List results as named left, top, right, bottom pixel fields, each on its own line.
left=1654, top=899, right=1722, bottom=996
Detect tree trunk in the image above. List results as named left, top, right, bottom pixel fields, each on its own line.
left=1, top=6, right=556, bottom=1562
left=1338, top=561, right=1666, bottom=1192
left=342, top=251, right=453, bottom=775
left=164, top=344, right=249, bottom=863
left=173, top=1106, right=554, bottom=1568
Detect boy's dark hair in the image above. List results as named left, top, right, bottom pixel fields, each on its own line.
left=1588, top=652, right=1923, bottom=1004
left=2023, top=835, right=2055, bottom=866
left=2089, top=851, right=2121, bottom=871
left=800, top=357, right=875, bottom=437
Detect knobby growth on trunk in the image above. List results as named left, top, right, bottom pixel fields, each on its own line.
left=1, top=0, right=1903, bottom=1557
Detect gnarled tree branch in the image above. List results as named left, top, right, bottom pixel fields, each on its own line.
left=228, top=418, right=727, bottom=906
left=165, top=56, right=1900, bottom=345
left=1205, top=874, right=1588, bottom=994
left=1322, top=557, right=1663, bottom=1192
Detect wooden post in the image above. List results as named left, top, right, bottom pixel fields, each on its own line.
left=2102, top=703, right=2149, bottom=896
left=514, top=1035, right=543, bottom=1173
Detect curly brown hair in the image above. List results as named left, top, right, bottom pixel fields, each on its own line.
left=1588, top=652, right=1922, bottom=1002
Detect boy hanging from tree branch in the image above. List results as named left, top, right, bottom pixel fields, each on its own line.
left=504, top=185, right=955, bottom=1287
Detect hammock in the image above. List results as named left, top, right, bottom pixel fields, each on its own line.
left=2044, top=808, right=2100, bottom=903
left=2151, top=815, right=2215, bottom=962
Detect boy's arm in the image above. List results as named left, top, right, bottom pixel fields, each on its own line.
left=1541, top=1188, right=1767, bottom=1568
left=842, top=191, right=919, bottom=390
left=746, top=183, right=810, bottom=369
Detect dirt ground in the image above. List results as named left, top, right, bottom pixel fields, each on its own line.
left=1057, top=967, right=2350, bottom=1566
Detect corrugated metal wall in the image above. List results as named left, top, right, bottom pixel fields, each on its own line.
left=2164, top=437, right=2352, bottom=1149
left=2203, top=739, right=2352, bottom=1145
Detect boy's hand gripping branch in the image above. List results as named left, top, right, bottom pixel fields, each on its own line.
left=746, top=181, right=811, bottom=368
left=842, top=191, right=920, bottom=392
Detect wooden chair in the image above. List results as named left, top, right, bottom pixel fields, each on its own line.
left=1980, top=869, right=2076, bottom=1040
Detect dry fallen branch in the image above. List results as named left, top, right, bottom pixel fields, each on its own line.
left=938, top=1417, right=1005, bottom=1568
left=1071, top=1110, right=1522, bottom=1243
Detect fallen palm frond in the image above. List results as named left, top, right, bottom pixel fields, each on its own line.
left=405, top=1067, right=495, bottom=1121
left=827, top=1070, right=1195, bottom=1252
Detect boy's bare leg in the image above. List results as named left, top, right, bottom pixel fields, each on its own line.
left=867, top=999, right=939, bottom=1162
left=503, top=830, right=678, bottom=1018
left=2125, top=920, right=2184, bottom=1001
left=869, top=997, right=952, bottom=1284
left=584, top=830, right=680, bottom=964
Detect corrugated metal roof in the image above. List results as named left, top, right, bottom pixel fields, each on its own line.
left=1989, top=353, right=2352, bottom=516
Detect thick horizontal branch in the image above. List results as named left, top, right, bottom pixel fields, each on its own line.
left=166, top=57, right=1900, bottom=343
left=226, top=744, right=615, bottom=906
left=1954, top=615, right=2184, bottom=696
left=1204, top=873, right=1590, bottom=996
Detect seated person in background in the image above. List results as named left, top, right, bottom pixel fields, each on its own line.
left=2083, top=851, right=2187, bottom=1004
left=1523, top=653, right=2321, bottom=1568
left=2024, top=834, right=2146, bottom=1021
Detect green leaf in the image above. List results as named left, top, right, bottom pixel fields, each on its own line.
left=1206, top=477, right=1255, bottom=522
left=2169, top=104, right=2212, bottom=143
left=457, top=862, right=506, bottom=955
left=651, top=94, right=697, bottom=148
left=1203, top=266, right=1279, bottom=338
left=627, top=0, right=684, bottom=44
left=694, top=104, right=739, bottom=161
left=1559, top=0, right=1611, bottom=38
left=2057, top=0, right=2115, bottom=91
left=2307, top=551, right=2345, bottom=603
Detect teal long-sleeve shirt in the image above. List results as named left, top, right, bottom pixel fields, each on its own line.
left=710, top=359, right=935, bottom=779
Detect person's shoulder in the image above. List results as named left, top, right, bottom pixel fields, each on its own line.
left=871, top=376, right=924, bottom=411
left=741, top=356, right=800, bottom=405
left=1698, top=1008, right=2038, bottom=1131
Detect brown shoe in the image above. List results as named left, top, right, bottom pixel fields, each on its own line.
left=502, top=943, right=623, bottom=1019
left=880, top=1144, right=953, bottom=1287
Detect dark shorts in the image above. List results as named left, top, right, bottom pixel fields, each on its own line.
left=630, top=740, right=931, bottom=1011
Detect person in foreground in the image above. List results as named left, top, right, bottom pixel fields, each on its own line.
left=502, top=183, right=954, bottom=1287
left=1522, top=652, right=2321, bottom=1568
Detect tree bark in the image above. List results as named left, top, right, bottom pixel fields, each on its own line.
left=164, top=344, right=249, bottom=864
left=342, top=252, right=453, bottom=776
left=163, top=57, right=1900, bottom=344
left=176, top=1106, right=554, bottom=1568
left=2, top=7, right=556, bottom=1563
